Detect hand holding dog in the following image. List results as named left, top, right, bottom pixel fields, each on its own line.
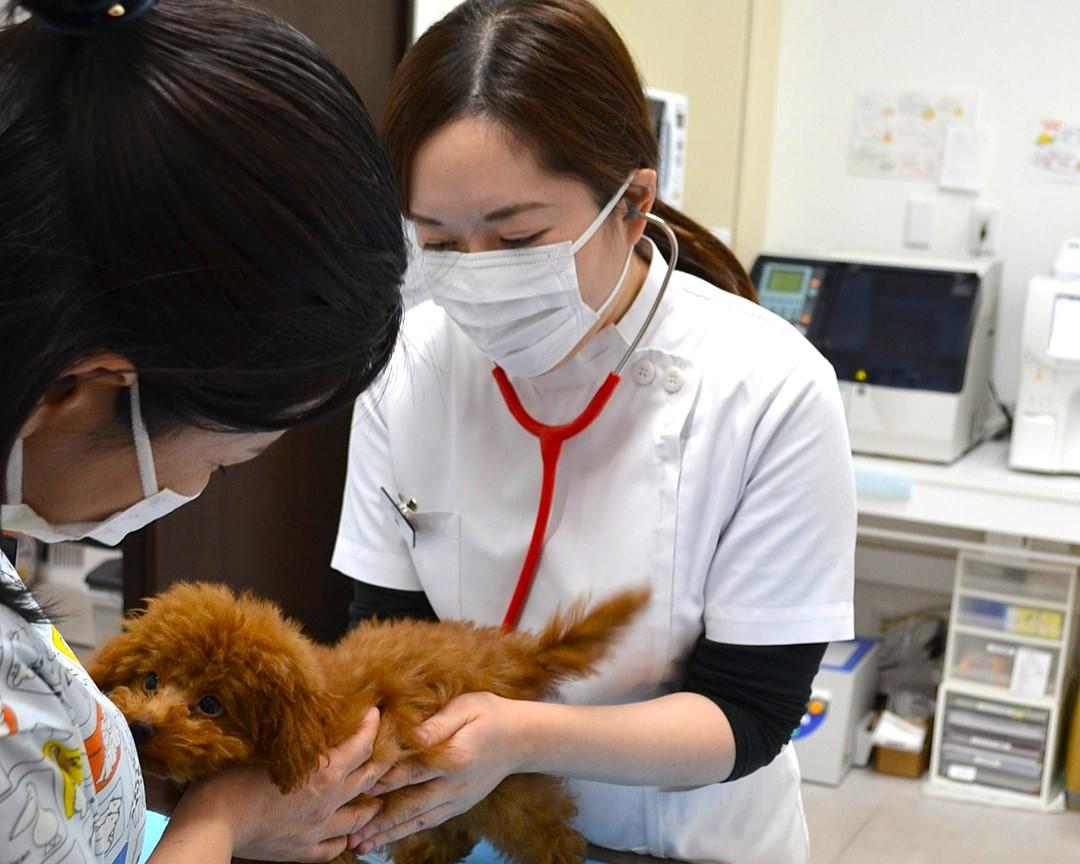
left=152, top=707, right=389, bottom=863
left=349, top=693, right=525, bottom=855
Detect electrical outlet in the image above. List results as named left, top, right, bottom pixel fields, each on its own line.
left=968, top=203, right=1000, bottom=256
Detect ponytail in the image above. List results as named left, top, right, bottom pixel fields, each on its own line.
left=648, top=201, right=756, bottom=301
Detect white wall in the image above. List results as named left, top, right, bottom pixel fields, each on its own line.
left=765, top=0, right=1080, bottom=403
left=411, top=0, right=459, bottom=41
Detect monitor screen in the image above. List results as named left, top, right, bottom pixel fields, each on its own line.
left=1048, top=294, right=1080, bottom=362
left=813, top=266, right=979, bottom=393
left=767, top=268, right=806, bottom=294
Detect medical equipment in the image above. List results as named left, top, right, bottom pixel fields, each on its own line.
left=750, top=252, right=1002, bottom=464
left=1009, top=238, right=1080, bottom=475
left=496, top=211, right=679, bottom=628
left=645, top=88, right=688, bottom=208
left=793, top=638, right=879, bottom=785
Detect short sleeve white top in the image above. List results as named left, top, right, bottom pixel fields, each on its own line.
left=333, top=239, right=856, bottom=864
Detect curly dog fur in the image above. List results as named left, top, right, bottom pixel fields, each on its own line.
left=88, top=582, right=649, bottom=864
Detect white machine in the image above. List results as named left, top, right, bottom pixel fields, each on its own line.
left=750, top=252, right=1002, bottom=464
left=645, top=87, right=687, bottom=208
left=1010, top=238, right=1080, bottom=474
left=792, top=638, right=879, bottom=785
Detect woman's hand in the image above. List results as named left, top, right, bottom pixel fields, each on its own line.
left=348, top=692, right=525, bottom=854
left=151, top=707, right=391, bottom=863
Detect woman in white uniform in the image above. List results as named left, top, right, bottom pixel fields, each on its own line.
left=1, top=0, right=405, bottom=860
left=332, top=2, right=856, bottom=862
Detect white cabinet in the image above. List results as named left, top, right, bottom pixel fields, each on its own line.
left=928, top=550, right=1078, bottom=811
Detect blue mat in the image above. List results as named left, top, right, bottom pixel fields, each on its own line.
left=141, top=811, right=169, bottom=861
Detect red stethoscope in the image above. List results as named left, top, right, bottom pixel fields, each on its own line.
left=497, top=211, right=679, bottom=629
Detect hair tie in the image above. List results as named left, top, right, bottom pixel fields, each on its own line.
left=22, top=0, right=158, bottom=36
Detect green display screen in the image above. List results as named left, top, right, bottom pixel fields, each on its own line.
left=767, top=268, right=806, bottom=294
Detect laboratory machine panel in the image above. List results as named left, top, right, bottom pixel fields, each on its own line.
left=750, top=252, right=1002, bottom=463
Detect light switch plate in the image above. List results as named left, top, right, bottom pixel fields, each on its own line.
left=904, top=198, right=935, bottom=248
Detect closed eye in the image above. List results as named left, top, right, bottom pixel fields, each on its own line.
left=501, top=232, right=544, bottom=249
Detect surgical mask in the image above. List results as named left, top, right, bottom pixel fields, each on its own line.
left=414, top=174, right=636, bottom=378
left=2, top=379, right=200, bottom=546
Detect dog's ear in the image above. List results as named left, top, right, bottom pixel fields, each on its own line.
left=248, top=649, right=333, bottom=794
left=86, top=627, right=143, bottom=693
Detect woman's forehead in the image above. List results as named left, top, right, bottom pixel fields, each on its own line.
left=409, top=117, right=589, bottom=225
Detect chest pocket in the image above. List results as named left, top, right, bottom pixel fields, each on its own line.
left=407, top=510, right=462, bottom=619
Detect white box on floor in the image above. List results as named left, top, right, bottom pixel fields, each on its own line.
left=793, top=638, right=880, bottom=785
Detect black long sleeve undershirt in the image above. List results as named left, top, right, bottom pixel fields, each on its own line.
left=348, top=580, right=825, bottom=782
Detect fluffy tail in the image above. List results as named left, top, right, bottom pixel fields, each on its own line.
left=526, top=588, right=651, bottom=686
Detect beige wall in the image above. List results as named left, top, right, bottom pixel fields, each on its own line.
left=597, top=0, right=781, bottom=267
left=596, top=0, right=749, bottom=236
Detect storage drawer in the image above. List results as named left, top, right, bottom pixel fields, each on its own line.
left=938, top=693, right=1050, bottom=796
left=944, top=693, right=1048, bottom=747
left=950, top=633, right=1059, bottom=696
left=959, top=557, right=1071, bottom=605
left=939, top=757, right=1043, bottom=796
left=957, top=596, right=1065, bottom=640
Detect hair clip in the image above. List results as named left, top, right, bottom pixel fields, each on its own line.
left=24, top=0, right=159, bottom=36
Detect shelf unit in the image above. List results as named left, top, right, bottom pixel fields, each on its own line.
left=928, top=550, right=1079, bottom=811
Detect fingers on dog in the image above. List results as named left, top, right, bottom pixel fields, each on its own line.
left=370, top=760, right=440, bottom=796
left=347, top=758, right=393, bottom=799
left=336, top=707, right=381, bottom=768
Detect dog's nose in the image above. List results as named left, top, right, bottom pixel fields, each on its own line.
left=129, top=722, right=156, bottom=746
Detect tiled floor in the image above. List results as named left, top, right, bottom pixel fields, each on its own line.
left=802, top=768, right=1080, bottom=863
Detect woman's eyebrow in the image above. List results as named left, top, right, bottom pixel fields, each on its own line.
left=409, top=201, right=553, bottom=227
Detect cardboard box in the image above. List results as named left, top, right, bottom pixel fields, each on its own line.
left=874, top=718, right=933, bottom=779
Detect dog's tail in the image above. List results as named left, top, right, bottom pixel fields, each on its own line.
left=524, top=588, right=650, bottom=687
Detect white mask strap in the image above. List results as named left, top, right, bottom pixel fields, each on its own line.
left=5, top=438, right=23, bottom=505
left=569, top=173, right=636, bottom=254
left=594, top=247, right=635, bottom=318
left=129, top=378, right=160, bottom=497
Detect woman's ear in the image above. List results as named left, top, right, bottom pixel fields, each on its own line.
left=19, top=354, right=136, bottom=441
left=623, top=167, right=658, bottom=245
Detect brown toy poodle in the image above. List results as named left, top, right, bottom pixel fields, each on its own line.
left=88, top=581, right=649, bottom=864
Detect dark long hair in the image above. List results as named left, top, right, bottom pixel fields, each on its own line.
left=380, top=0, right=755, bottom=300
left=0, top=0, right=406, bottom=620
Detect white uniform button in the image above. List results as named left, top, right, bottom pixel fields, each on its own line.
left=632, top=360, right=656, bottom=385
left=663, top=367, right=685, bottom=393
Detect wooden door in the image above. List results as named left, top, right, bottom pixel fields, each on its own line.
left=122, top=0, right=408, bottom=645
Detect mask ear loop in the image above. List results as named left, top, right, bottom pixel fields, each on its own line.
left=5, top=439, right=23, bottom=505
left=129, top=379, right=160, bottom=497
left=613, top=203, right=680, bottom=375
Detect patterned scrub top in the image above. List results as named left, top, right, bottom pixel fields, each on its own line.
left=0, top=552, right=145, bottom=864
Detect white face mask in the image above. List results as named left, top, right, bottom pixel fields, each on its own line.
left=2, top=378, right=200, bottom=546
left=414, top=175, right=636, bottom=378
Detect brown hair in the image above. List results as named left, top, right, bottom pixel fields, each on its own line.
left=380, top=0, right=756, bottom=301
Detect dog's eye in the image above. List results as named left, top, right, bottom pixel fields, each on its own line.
left=197, top=695, right=223, bottom=717
left=144, top=673, right=158, bottom=693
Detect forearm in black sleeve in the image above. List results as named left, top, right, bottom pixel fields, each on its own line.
left=348, top=580, right=438, bottom=626
left=682, top=636, right=827, bottom=782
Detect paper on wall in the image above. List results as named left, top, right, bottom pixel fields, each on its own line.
left=849, top=91, right=977, bottom=182
left=939, top=125, right=988, bottom=192
left=1029, top=118, right=1080, bottom=182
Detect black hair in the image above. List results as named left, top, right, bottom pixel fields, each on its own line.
left=0, top=0, right=406, bottom=621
